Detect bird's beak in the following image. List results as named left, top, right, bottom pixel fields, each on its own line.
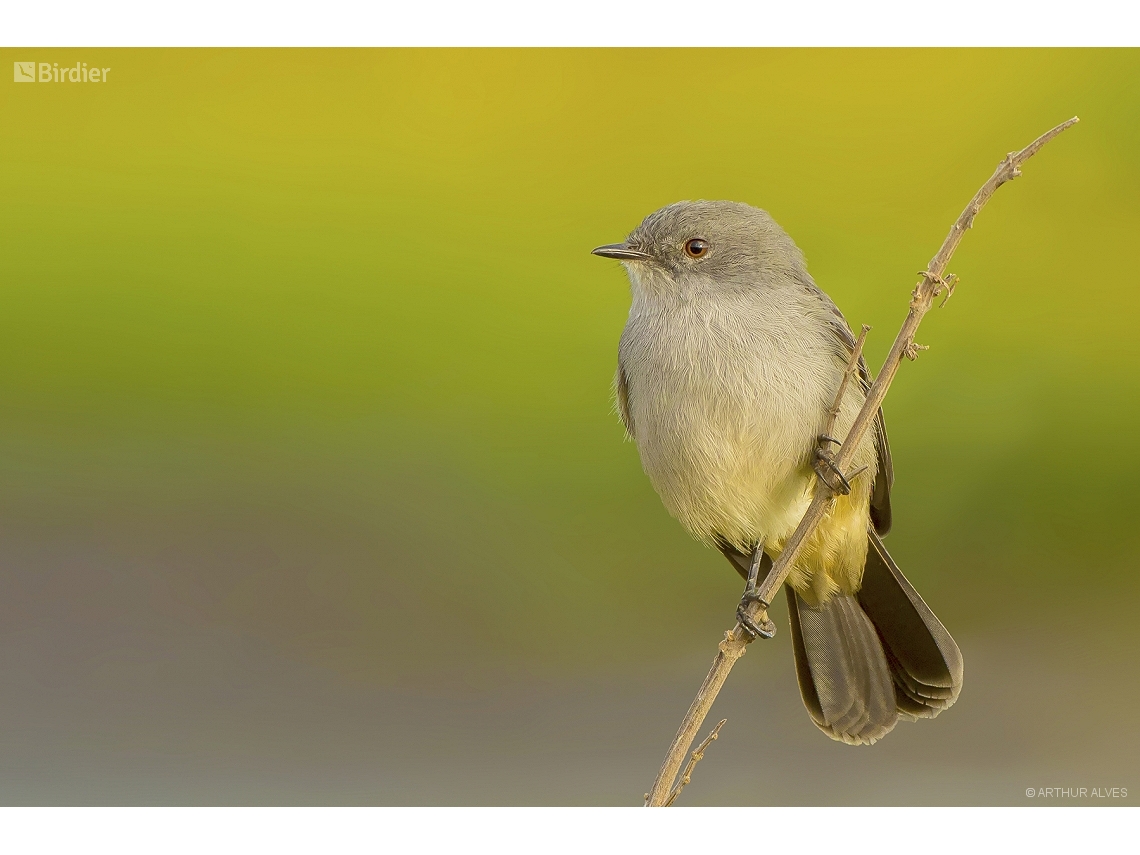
left=591, top=243, right=651, bottom=261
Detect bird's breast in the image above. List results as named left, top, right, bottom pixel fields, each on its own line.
left=619, top=295, right=838, bottom=546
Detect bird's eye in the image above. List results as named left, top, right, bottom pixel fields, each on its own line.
left=684, top=238, right=709, bottom=258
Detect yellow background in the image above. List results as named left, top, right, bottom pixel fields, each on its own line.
left=0, top=49, right=1135, bottom=804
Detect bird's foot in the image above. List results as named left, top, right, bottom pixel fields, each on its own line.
left=813, top=434, right=853, bottom=495
left=737, top=596, right=776, bottom=640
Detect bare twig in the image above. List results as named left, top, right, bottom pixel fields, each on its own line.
left=822, top=323, right=871, bottom=443
left=660, top=718, right=727, bottom=807
left=644, top=116, right=1079, bottom=807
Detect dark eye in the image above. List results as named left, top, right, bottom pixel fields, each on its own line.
left=684, top=238, right=709, bottom=258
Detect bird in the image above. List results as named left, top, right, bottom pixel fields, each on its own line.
left=593, top=200, right=962, bottom=745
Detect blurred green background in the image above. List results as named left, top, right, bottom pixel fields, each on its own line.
left=0, top=49, right=1136, bottom=805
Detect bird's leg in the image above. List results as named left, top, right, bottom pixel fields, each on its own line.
left=736, top=541, right=776, bottom=640
left=813, top=434, right=853, bottom=496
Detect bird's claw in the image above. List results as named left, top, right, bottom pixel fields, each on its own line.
left=736, top=593, right=776, bottom=640
left=814, top=435, right=853, bottom=495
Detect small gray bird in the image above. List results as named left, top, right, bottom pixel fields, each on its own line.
left=594, top=201, right=962, bottom=745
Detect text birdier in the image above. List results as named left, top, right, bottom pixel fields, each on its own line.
left=13, top=62, right=110, bottom=83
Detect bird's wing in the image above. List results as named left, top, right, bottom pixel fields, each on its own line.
left=614, top=359, right=634, bottom=438
left=816, top=291, right=894, bottom=536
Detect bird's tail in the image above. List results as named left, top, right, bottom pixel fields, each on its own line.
left=785, top=530, right=963, bottom=745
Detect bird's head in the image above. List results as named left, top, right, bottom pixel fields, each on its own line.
left=592, top=200, right=807, bottom=299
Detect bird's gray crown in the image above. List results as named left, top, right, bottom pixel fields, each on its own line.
left=620, top=200, right=808, bottom=292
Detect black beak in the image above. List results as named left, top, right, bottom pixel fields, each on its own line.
left=591, top=243, right=650, bottom=261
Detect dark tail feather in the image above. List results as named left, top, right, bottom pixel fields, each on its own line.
left=786, top=587, right=898, bottom=745
left=718, top=533, right=962, bottom=744
left=857, top=530, right=963, bottom=719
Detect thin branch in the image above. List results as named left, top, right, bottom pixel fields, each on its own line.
left=822, top=323, right=871, bottom=443
left=644, top=116, right=1079, bottom=807
left=660, top=718, right=727, bottom=807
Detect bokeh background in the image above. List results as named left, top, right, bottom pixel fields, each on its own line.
left=0, top=49, right=1136, bottom=805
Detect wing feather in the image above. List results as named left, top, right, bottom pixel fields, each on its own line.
left=614, top=360, right=634, bottom=437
